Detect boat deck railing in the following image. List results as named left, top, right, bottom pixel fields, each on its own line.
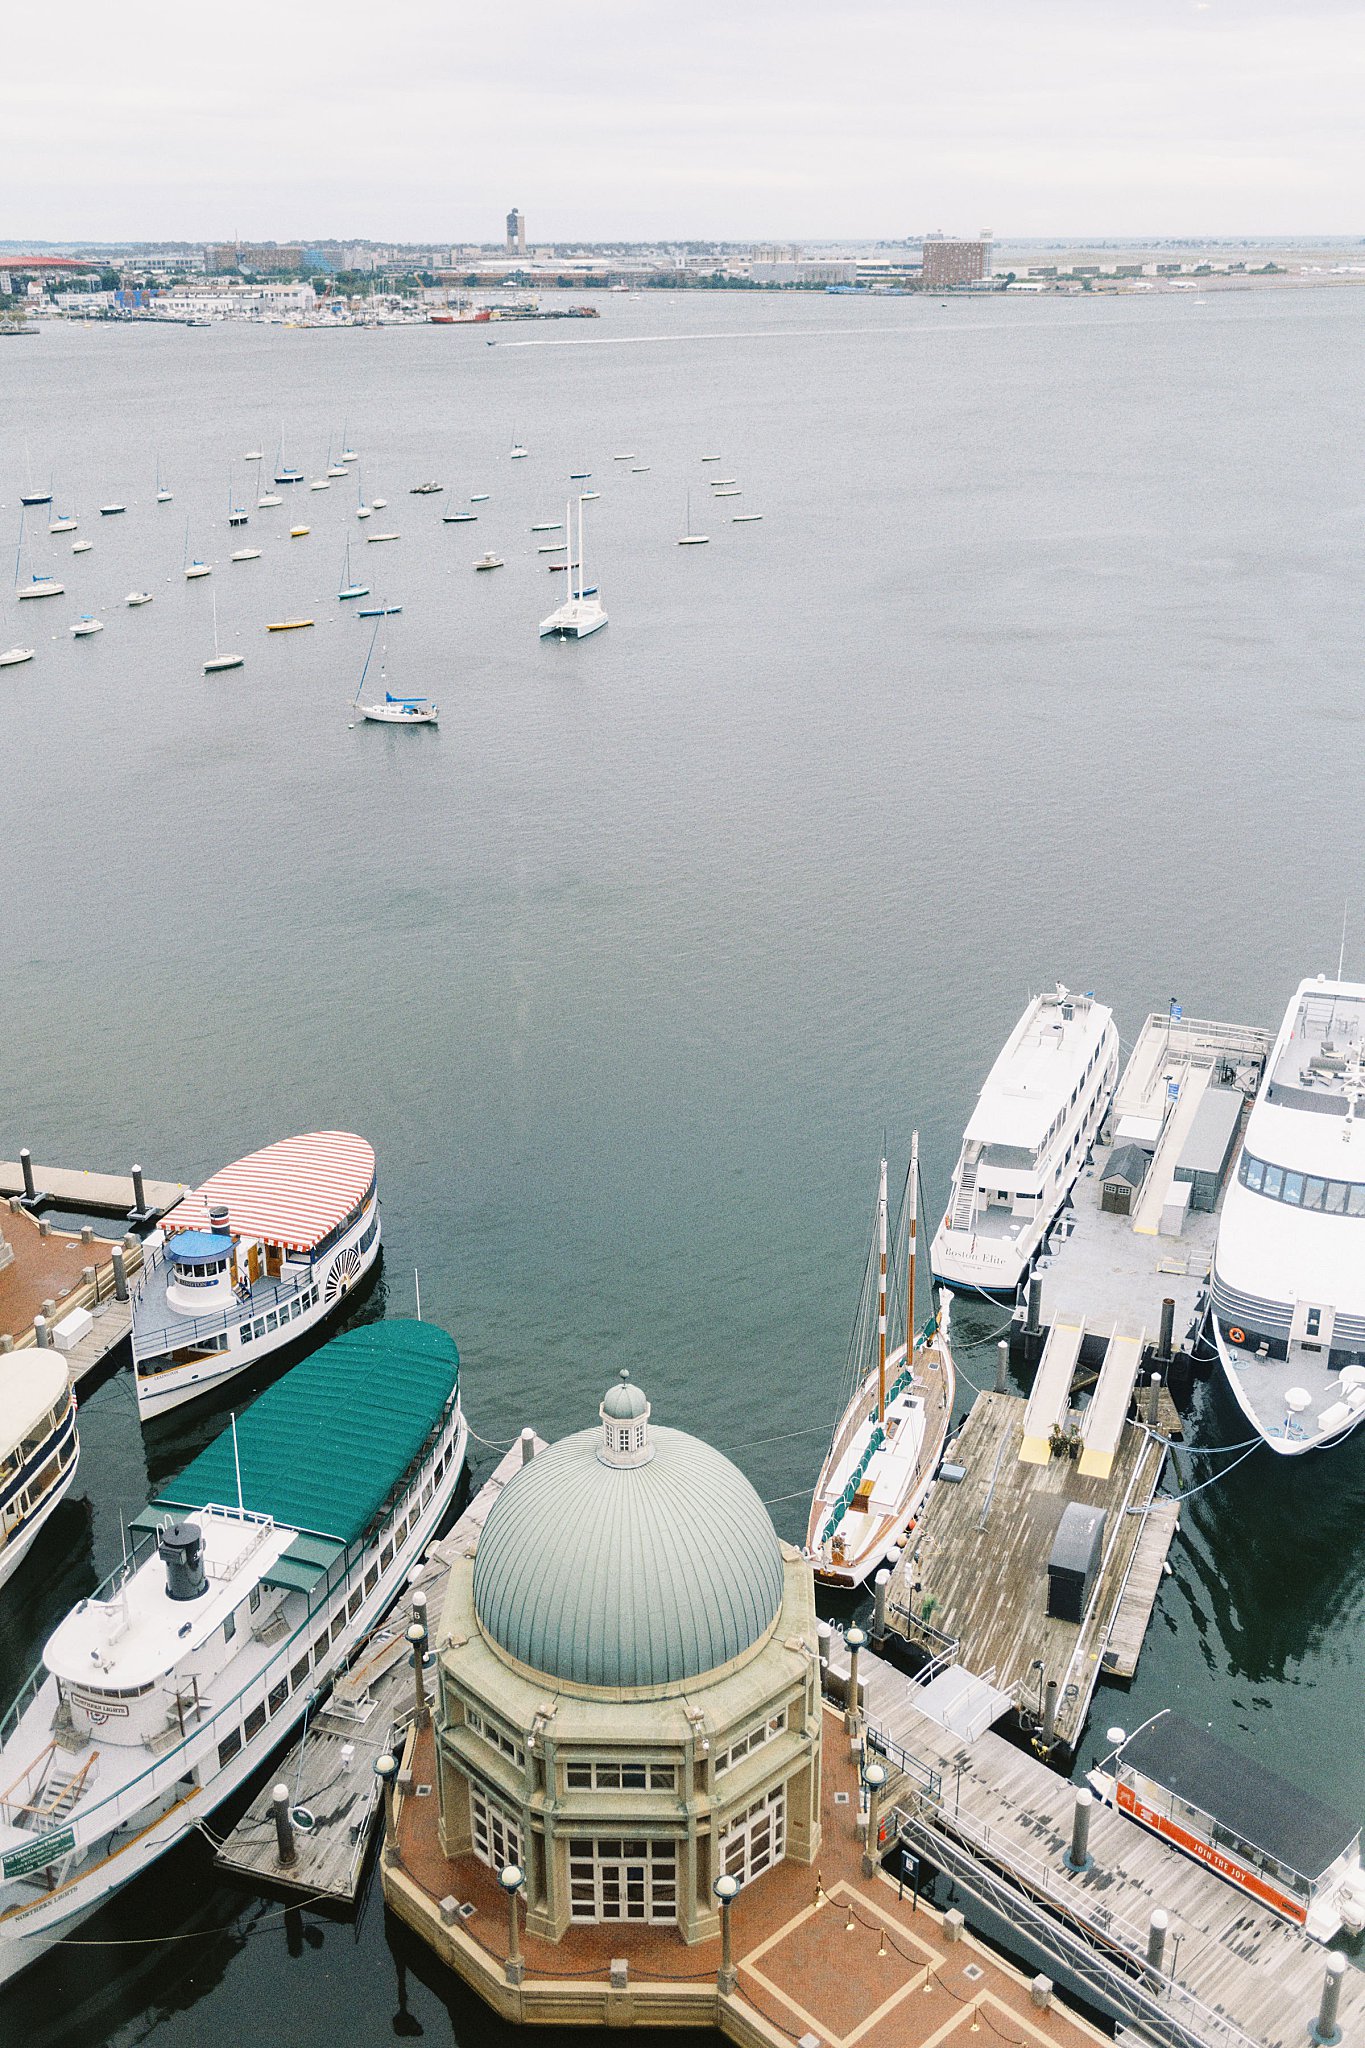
left=132, top=1258, right=315, bottom=1355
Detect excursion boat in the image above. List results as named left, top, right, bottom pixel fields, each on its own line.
left=0, top=1356, right=79, bottom=1593
left=0, top=1321, right=466, bottom=1989
left=1210, top=975, right=1365, bottom=1454
left=806, top=1138, right=957, bottom=1589
left=1089, top=1712, right=1365, bottom=1941
left=931, top=985, right=1119, bottom=1297
left=130, top=1131, right=381, bottom=1421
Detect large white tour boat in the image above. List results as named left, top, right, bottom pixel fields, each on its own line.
left=131, top=1131, right=380, bottom=1420
left=931, top=986, right=1119, bottom=1297
left=1210, top=974, right=1365, bottom=1455
left=807, top=1139, right=957, bottom=1590
left=0, top=1320, right=466, bottom=1988
left=0, top=1357, right=80, bottom=1593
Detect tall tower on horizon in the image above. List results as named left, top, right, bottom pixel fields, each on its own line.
left=506, top=208, right=525, bottom=256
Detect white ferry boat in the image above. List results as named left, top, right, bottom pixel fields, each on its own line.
left=0, top=1320, right=466, bottom=1988
left=0, top=1357, right=80, bottom=1593
left=1210, top=975, right=1365, bottom=1454
left=807, top=1140, right=957, bottom=1589
left=131, top=1131, right=380, bottom=1421
left=931, top=986, right=1119, bottom=1297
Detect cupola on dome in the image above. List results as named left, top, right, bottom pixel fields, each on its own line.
left=472, top=1377, right=785, bottom=1692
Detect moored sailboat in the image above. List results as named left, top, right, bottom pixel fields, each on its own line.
left=806, top=1137, right=957, bottom=1589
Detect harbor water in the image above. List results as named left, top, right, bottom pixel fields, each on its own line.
left=2, top=285, right=1364, bottom=2042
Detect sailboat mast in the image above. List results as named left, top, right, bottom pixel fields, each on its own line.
left=578, top=494, right=585, bottom=600
left=907, top=1130, right=920, bottom=1365
left=877, top=1156, right=888, bottom=1423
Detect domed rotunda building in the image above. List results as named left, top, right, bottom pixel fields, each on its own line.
left=434, top=1372, right=822, bottom=1943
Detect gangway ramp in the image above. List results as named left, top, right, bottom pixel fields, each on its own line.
left=1078, top=1326, right=1146, bottom=1477
left=1020, top=1318, right=1083, bottom=1463
left=911, top=1664, right=1015, bottom=1740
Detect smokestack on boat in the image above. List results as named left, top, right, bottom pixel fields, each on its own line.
left=208, top=1203, right=230, bottom=1235
left=159, top=1520, right=208, bottom=1600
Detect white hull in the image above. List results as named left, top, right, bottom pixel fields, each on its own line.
left=132, top=1197, right=380, bottom=1419
left=0, top=1434, right=79, bottom=1594
left=1213, top=1322, right=1365, bottom=1458
left=0, top=1405, right=466, bottom=1989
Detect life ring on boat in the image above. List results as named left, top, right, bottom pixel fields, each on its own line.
left=1227, top=1326, right=1247, bottom=1347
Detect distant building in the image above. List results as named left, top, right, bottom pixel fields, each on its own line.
left=205, top=244, right=305, bottom=277
left=920, top=234, right=993, bottom=288
left=506, top=208, right=525, bottom=256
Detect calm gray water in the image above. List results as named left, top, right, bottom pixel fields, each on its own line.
left=2, top=286, right=1364, bottom=2043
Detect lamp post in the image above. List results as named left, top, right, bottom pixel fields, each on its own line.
left=407, top=1620, right=429, bottom=1724
left=844, top=1625, right=867, bottom=1735
left=714, top=1872, right=741, bottom=1994
left=374, top=1751, right=399, bottom=1861
left=862, top=1759, right=888, bottom=1877
left=500, top=1862, right=526, bottom=1985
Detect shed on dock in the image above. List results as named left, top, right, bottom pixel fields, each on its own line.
left=1172, top=1086, right=1243, bottom=1212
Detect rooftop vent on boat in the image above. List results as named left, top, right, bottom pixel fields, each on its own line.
left=159, top=1520, right=208, bottom=1601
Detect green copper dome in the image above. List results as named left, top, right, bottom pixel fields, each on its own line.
left=602, top=1370, right=649, bottom=1421
left=472, top=1387, right=785, bottom=1692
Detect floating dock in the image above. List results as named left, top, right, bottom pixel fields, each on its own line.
left=214, top=1433, right=544, bottom=1904
left=885, top=1383, right=1178, bottom=1753
left=0, top=1157, right=187, bottom=1221
left=861, top=1648, right=1365, bottom=2048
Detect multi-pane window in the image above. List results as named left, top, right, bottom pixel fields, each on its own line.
left=565, top=1760, right=675, bottom=1791
left=1240, top=1150, right=1365, bottom=1216
left=466, top=1705, right=525, bottom=1767
left=716, top=1712, right=785, bottom=1775
left=569, top=1838, right=677, bottom=1923
left=470, top=1782, right=521, bottom=1872
left=719, top=1787, right=785, bottom=1884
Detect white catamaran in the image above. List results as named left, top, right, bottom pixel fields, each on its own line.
left=807, top=1137, right=957, bottom=1589
left=0, top=1321, right=466, bottom=1989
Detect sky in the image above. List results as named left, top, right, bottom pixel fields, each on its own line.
left=6, top=0, right=1365, bottom=242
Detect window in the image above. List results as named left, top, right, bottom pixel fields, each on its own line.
left=364, top=1567, right=379, bottom=1596
left=330, top=1612, right=347, bottom=1644
left=466, top=1706, right=524, bottom=1766
left=223, top=1611, right=237, bottom=1644
left=348, top=1590, right=362, bottom=1618
left=470, top=1782, right=521, bottom=1872
left=249, top=1584, right=262, bottom=1613
left=1240, top=1150, right=1365, bottom=1218
left=1307, top=1308, right=1322, bottom=1338
left=291, top=1656, right=311, bottom=1692
left=268, top=1680, right=289, bottom=1715
left=243, top=1703, right=267, bottom=1742
left=569, top=1838, right=677, bottom=1923
left=716, top=1712, right=786, bottom=1775
left=218, top=1727, right=243, bottom=1767
left=380, top=1542, right=394, bottom=1569
left=719, top=1787, right=786, bottom=1885
left=565, top=1759, right=673, bottom=1791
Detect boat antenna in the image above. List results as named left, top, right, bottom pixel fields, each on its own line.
left=877, top=1155, right=888, bottom=1424
left=354, top=614, right=381, bottom=706
left=1338, top=903, right=1348, bottom=984
left=231, top=1410, right=244, bottom=1517
left=907, top=1130, right=920, bottom=1363
left=415, top=1267, right=422, bottom=1321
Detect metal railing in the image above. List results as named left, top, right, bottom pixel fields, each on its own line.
left=891, top=1790, right=1265, bottom=2048
left=132, top=1263, right=316, bottom=1355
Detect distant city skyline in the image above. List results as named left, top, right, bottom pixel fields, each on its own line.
left=6, top=1, right=1363, bottom=241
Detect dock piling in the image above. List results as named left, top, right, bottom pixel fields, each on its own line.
left=1147, top=1372, right=1163, bottom=1426
left=1042, top=1679, right=1058, bottom=1750
left=1312, top=1953, right=1347, bottom=2045
left=112, top=1246, right=128, bottom=1301
left=844, top=1626, right=866, bottom=1734
left=996, top=1340, right=1009, bottom=1393
left=375, top=1752, right=398, bottom=1860
left=132, top=1165, right=146, bottom=1212
left=1025, top=1276, right=1044, bottom=1361
left=1066, top=1788, right=1093, bottom=1872
left=272, top=1784, right=296, bottom=1867
left=873, top=1569, right=890, bottom=1643
left=1146, top=1908, right=1168, bottom=1980
left=20, top=1149, right=35, bottom=1202
left=1158, top=1297, right=1175, bottom=1363
left=33, top=1315, right=48, bottom=1349
left=520, top=1426, right=536, bottom=1465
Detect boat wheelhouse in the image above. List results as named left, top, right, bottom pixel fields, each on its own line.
left=0, top=1357, right=79, bottom=1593
left=807, top=1142, right=957, bottom=1589
left=1210, top=976, right=1365, bottom=1454
left=131, top=1131, right=379, bottom=1420
left=1091, top=1712, right=1365, bottom=1941
left=931, top=986, right=1118, bottom=1297
left=0, top=1322, right=466, bottom=1989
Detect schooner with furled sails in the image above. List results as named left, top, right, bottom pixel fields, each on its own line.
left=806, top=1135, right=957, bottom=1589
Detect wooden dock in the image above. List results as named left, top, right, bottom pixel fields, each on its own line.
left=214, top=1433, right=543, bottom=1904
left=886, top=1386, right=1179, bottom=1753
left=861, top=1649, right=1365, bottom=2048
left=0, top=1160, right=186, bottom=1219
left=1, top=1206, right=144, bottom=1383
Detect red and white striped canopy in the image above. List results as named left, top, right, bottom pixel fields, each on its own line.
left=164, top=1132, right=376, bottom=1252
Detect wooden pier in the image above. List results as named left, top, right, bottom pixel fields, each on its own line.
left=0, top=1204, right=145, bottom=1385
left=886, top=1385, right=1180, bottom=1753
left=214, top=1433, right=544, bottom=1904
left=0, top=1159, right=186, bottom=1220
left=861, top=1649, right=1365, bottom=2048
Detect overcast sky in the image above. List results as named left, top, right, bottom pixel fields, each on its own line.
left=7, top=1, right=1364, bottom=242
